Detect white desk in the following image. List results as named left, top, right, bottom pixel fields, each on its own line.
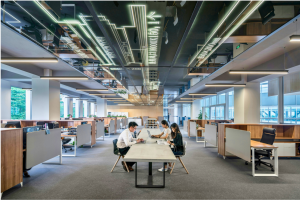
left=124, top=128, right=176, bottom=188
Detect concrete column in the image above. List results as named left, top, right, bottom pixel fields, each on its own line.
left=91, top=103, right=95, bottom=116
left=234, top=82, right=260, bottom=124
left=191, top=99, right=201, bottom=119
left=63, top=96, right=68, bottom=118
left=32, top=78, right=60, bottom=120
left=78, top=100, right=83, bottom=117
left=97, top=98, right=107, bottom=117
left=278, top=77, right=284, bottom=124
left=26, top=90, right=32, bottom=120
left=1, top=80, right=11, bottom=119
left=67, top=98, right=73, bottom=117
left=87, top=102, right=91, bottom=117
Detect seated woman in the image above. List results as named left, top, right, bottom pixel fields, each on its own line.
left=158, top=123, right=183, bottom=172
left=168, top=123, right=183, bottom=156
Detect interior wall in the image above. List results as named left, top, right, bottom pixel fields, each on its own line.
left=1, top=79, right=11, bottom=119
left=107, top=105, right=163, bottom=118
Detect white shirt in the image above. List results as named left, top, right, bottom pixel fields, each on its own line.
left=117, top=129, right=138, bottom=149
left=163, top=128, right=172, bottom=141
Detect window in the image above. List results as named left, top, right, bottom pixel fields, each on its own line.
left=60, top=95, right=64, bottom=118
left=260, top=81, right=278, bottom=123
left=284, top=94, right=300, bottom=124
left=73, top=103, right=75, bottom=117
left=218, top=93, right=226, bottom=104
left=228, top=91, right=234, bottom=119
left=11, top=87, right=26, bottom=119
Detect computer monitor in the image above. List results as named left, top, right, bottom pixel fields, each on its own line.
left=7, top=121, right=21, bottom=128
left=37, top=122, right=47, bottom=129
left=36, top=125, right=43, bottom=131
left=81, top=122, right=87, bottom=125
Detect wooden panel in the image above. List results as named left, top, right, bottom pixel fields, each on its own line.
left=91, top=121, right=96, bottom=146
left=218, top=124, right=225, bottom=156
left=1, top=129, right=23, bottom=193
left=248, top=125, right=272, bottom=138
left=107, top=105, right=163, bottom=119
left=246, top=22, right=272, bottom=35
left=293, top=126, right=300, bottom=139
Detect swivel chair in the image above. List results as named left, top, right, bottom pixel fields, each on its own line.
left=246, top=127, right=276, bottom=171
left=111, top=139, right=129, bottom=173
left=170, top=141, right=189, bottom=174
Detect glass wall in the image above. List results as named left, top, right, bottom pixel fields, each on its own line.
left=60, top=95, right=64, bottom=118
left=200, top=90, right=233, bottom=120
left=11, top=87, right=26, bottom=119
left=260, top=81, right=278, bottom=123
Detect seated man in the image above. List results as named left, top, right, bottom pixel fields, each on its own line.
left=117, top=122, right=143, bottom=172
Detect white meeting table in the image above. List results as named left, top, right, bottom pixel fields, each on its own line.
left=124, top=128, right=176, bottom=188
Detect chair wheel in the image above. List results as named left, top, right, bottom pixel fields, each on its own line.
left=271, top=168, right=274, bottom=172
left=245, top=161, right=248, bottom=165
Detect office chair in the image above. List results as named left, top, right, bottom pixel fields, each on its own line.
left=170, top=141, right=189, bottom=174
left=111, top=139, right=129, bottom=173
left=62, top=138, right=73, bottom=153
left=245, top=127, right=276, bottom=171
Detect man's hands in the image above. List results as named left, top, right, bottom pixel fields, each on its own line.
left=136, top=138, right=144, bottom=143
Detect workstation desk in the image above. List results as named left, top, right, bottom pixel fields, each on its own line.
left=124, top=128, right=176, bottom=188
left=226, top=128, right=278, bottom=177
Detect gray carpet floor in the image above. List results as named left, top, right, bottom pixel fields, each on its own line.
left=2, top=128, right=300, bottom=200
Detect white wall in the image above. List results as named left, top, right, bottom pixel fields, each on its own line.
left=26, top=90, right=32, bottom=120
left=1, top=79, right=11, bottom=119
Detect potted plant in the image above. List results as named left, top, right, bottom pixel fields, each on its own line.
left=114, top=90, right=127, bottom=95
left=89, top=115, right=92, bottom=118
left=93, top=115, right=97, bottom=117
left=198, top=110, right=208, bottom=119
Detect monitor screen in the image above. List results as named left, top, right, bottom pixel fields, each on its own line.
left=81, top=122, right=87, bottom=125
left=7, top=121, right=21, bottom=128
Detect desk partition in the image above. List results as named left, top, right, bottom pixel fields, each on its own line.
left=26, top=128, right=61, bottom=169
left=96, top=121, right=105, bottom=140
left=226, top=128, right=251, bottom=162
left=77, top=124, right=92, bottom=147
left=204, top=124, right=217, bottom=147
left=109, top=120, right=115, bottom=134
left=117, top=119, right=121, bottom=130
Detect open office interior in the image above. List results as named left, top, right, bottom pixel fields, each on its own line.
left=1, top=0, right=300, bottom=202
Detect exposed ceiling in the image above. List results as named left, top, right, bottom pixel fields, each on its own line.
left=1, top=1, right=300, bottom=106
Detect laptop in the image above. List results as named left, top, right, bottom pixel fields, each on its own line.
left=147, top=130, right=151, bottom=138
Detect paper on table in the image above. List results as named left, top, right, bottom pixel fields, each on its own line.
left=157, top=140, right=169, bottom=145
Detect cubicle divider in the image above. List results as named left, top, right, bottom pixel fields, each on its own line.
left=183, top=120, right=188, bottom=132
left=225, top=128, right=251, bottom=162
left=189, top=122, right=197, bottom=138
left=204, top=124, right=218, bottom=147
left=26, top=128, right=62, bottom=169
left=117, top=119, right=121, bottom=131
left=186, top=119, right=232, bottom=137
left=77, top=124, right=92, bottom=147
left=109, top=120, right=115, bottom=134
left=96, top=121, right=105, bottom=141
left=95, top=117, right=117, bottom=134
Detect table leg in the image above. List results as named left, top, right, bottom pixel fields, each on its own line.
left=252, top=147, right=255, bottom=177
left=274, top=148, right=279, bottom=177
left=135, top=162, right=166, bottom=188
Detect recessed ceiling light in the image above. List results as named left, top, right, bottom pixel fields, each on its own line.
left=229, top=70, right=288, bottom=74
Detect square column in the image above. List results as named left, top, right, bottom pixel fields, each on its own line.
left=86, top=102, right=91, bottom=117
left=97, top=98, right=107, bottom=117
left=67, top=98, right=73, bottom=117
left=1, top=80, right=11, bottom=119
left=32, top=78, right=60, bottom=120
left=78, top=100, right=83, bottom=117
left=234, top=82, right=260, bottom=124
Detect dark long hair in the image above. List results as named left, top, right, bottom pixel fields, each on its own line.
left=170, top=123, right=181, bottom=138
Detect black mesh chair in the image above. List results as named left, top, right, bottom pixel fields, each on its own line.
left=111, top=139, right=129, bottom=173
left=246, top=128, right=276, bottom=171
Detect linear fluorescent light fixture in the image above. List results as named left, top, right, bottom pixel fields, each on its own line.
left=118, top=104, right=134, bottom=106
left=89, top=94, right=116, bottom=96
left=40, top=76, right=89, bottom=80
left=65, top=97, right=80, bottom=99
left=290, top=35, right=300, bottom=42
left=176, top=101, right=194, bottom=102
left=76, top=89, right=109, bottom=91
left=180, top=98, right=202, bottom=100
left=229, top=70, right=289, bottom=75
left=1, top=58, right=58, bottom=63
left=205, top=84, right=246, bottom=87
left=189, top=93, right=217, bottom=96
left=102, top=98, right=123, bottom=99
